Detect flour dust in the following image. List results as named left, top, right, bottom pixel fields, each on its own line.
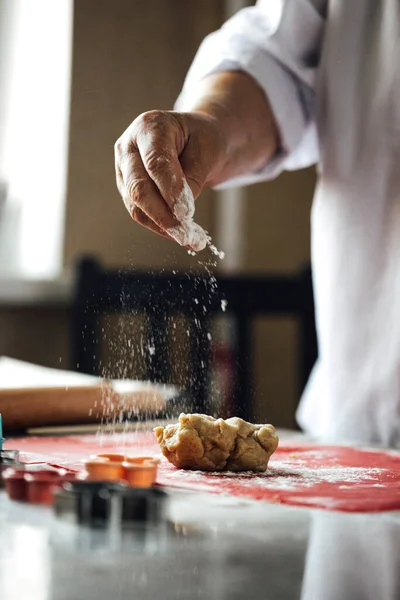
left=92, top=242, right=233, bottom=448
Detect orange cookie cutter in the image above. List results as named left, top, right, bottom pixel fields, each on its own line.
left=123, top=456, right=159, bottom=488
left=83, top=453, right=159, bottom=488
left=3, top=467, right=79, bottom=504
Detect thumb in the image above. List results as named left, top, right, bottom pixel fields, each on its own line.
left=179, top=136, right=212, bottom=202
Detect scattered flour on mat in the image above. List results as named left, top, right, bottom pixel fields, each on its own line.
left=164, top=461, right=386, bottom=493
left=283, top=496, right=340, bottom=508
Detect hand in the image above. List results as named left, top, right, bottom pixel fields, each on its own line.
left=114, top=110, right=226, bottom=251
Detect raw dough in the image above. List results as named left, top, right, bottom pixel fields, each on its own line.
left=154, top=413, right=279, bottom=472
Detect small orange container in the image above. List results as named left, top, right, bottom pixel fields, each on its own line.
left=94, top=453, right=127, bottom=462
left=124, top=456, right=160, bottom=465
left=82, top=454, right=159, bottom=487
left=123, top=457, right=158, bottom=488
left=83, top=459, right=125, bottom=482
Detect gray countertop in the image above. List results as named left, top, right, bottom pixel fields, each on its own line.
left=1, top=480, right=399, bottom=600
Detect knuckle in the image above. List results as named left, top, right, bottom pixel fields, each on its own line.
left=122, top=193, right=135, bottom=217
left=153, top=212, right=171, bottom=230
left=114, top=132, right=131, bottom=155
left=135, top=110, right=173, bottom=138
left=126, top=178, right=150, bottom=205
left=131, top=205, right=143, bottom=223
left=144, top=149, right=170, bottom=176
left=186, top=173, right=204, bottom=197
left=114, top=138, right=123, bottom=155
left=137, top=110, right=162, bottom=128
left=139, top=195, right=153, bottom=216
left=115, top=178, right=124, bottom=198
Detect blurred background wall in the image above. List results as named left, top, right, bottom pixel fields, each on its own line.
left=0, top=0, right=316, bottom=428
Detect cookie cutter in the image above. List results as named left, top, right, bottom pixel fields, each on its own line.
left=0, top=449, right=21, bottom=488
left=3, top=466, right=79, bottom=504
left=54, top=480, right=167, bottom=526
left=0, top=414, right=4, bottom=452
left=123, top=456, right=159, bottom=488
left=83, top=453, right=159, bottom=488
left=0, top=412, right=21, bottom=488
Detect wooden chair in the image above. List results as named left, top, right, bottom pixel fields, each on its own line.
left=71, top=257, right=317, bottom=421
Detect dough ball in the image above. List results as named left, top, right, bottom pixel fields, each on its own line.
left=154, top=413, right=279, bottom=472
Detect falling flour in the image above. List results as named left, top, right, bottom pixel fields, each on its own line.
left=97, top=177, right=226, bottom=435
left=209, top=244, right=225, bottom=260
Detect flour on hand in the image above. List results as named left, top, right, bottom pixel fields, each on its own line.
left=167, top=178, right=210, bottom=251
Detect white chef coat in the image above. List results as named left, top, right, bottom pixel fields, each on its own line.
left=177, top=0, right=400, bottom=446
left=301, top=512, right=400, bottom=600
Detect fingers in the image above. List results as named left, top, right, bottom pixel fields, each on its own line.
left=116, top=165, right=182, bottom=245
left=135, top=112, right=195, bottom=223
left=115, top=110, right=211, bottom=251
left=132, top=206, right=175, bottom=242
left=119, top=147, right=176, bottom=231
left=115, top=160, right=134, bottom=216
left=116, top=147, right=200, bottom=248
left=179, top=129, right=214, bottom=200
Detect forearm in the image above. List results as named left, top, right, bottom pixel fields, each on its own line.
left=178, top=70, right=280, bottom=186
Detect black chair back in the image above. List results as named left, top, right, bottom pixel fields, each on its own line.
left=72, top=257, right=317, bottom=420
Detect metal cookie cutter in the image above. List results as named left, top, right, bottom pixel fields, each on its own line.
left=3, top=466, right=79, bottom=504
left=54, top=481, right=167, bottom=527
left=0, top=413, right=23, bottom=488
left=0, top=450, right=21, bottom=488
left=83, top=453, right=159, bottom=488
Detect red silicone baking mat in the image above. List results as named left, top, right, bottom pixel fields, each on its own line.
left=7, top=432, right=400, bottom=512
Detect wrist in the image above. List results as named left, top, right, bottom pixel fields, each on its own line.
left=178, top=71, right=279, bottom=184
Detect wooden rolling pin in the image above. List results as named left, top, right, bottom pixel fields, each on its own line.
left=0, top=383, right=168, bottom=432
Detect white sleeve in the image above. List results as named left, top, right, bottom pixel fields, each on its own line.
left=175, top=0, right=326, bottom=187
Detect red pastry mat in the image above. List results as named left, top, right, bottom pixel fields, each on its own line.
left=6, top=432, right=400, bottom=512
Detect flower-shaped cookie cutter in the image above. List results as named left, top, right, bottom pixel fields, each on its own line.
left=3, top=466, right=79, bottom=504
left=83, top=453, right=159, bottom=488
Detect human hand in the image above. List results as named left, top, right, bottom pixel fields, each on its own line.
left=114, top=110, right=226, bottom=251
